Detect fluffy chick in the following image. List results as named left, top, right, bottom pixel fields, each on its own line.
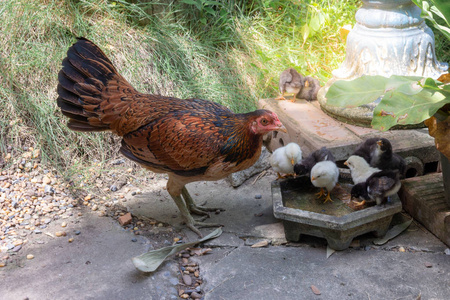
left=270, top=143, right=302, bottom=178
left=294, top=147, right=335, bottom=176
left=370, top=139, right=406, bottom=175
left=351, top=170, right=401, bottom=206
left=276, top=68, right=304, bottom=102
left=310, top=161, right=339, bottom=203
left=344, top=155, right=381, bottom=184
left=297, top=76, right=321, bottom=101
left=352, top=137, right=379, bottom=163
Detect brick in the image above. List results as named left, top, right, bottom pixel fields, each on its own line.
left=118, top=212, right=132, bottom=226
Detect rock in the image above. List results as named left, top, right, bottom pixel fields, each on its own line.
left=255, top=194, right=262, bottom=199
left=0, top=262, right=6, bottom=267
left=74, top=230, right=81, bottom=235
left=118, top=212, right=132, bottom=226
left=182, top=274, right=192, bottom=286
left=191, top=291, right=202, bottom=299
left=227, top=146, right=271, bottom=187
left=42, top=176, right=51, bottom=185
left=55, top=231, right=66, bottom=237
left=445, top=248, right=450, bottom=255
left=68, top=238, right=74, bottom=243
left=26, top=254, right=34, bottom=260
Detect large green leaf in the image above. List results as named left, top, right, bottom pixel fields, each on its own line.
left=371, top=88, right=450, bottom=131
left=326, top=76, right=389, bottom=108
left=326, top=75, right=425, bottom=108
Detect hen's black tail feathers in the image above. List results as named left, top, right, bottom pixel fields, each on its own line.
left=56, top=37, right=118, bottom=132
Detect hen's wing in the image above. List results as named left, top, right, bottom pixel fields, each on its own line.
left=279, top=69, right=293, bottom=93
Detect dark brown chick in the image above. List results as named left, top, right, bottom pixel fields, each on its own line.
left=56, top=37, right=286, bottom=236
left=276, top=68, right=304, bottom=102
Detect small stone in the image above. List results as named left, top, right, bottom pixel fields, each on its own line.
left=118, top=212, right=132, bottom=226
left=182, top=274, right=192, bottom=286
left=74, top=230, right=81, bottom=235
left=131, top=238, right=137, bottom=242
left=424, top=262, right=433, bottom=268
left=110, top=185, right=118, bottom=192
left=68, top=238, right=74, bottom=243
left=61, top=222, right=67, bottom=228
left=194, top=271, right=200, bottom=277
left=42, top=176, right=51, bottom=184
left=55, top=231, right=66, bottom=237
left=182, top=258, right=189, bottom=265
left=445, top=248, right=450, bottom=255
left=27, top=254, right=34, bottom=260
left=398, top=247, right=406, bottom=252
left=190, top=291, right=202, bottom=299
left=254, top=194, right=262, bottom=199
left=12, top=245, right=22, bottom=252
left=157, top=223, right=163, bottom=227
left=180, top=294, right=189, bottom=299
left=173, top=237, right=180, bottom=243
left=0, top=262, right=6, bottom=267
left=84, top=194, right=92, bottom=201
left=91, top=205, right=98, bottom=211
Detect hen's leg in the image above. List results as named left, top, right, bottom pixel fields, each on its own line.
left=182, top=187, right=225, bottom=216
left=170, top=194, right=222, bottom=238
left=275, top=93, right=287, bottom=100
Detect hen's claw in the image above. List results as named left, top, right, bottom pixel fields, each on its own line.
left=323, top=193, right=333, bottom=203
left=182, top=187, right=225, bottom=216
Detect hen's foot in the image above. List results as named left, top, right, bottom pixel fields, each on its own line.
left=185, top=219, right=223, bottom=238
left=275, top=95, right=286, bottom=100
left=182, top=187, right=225, bottom=217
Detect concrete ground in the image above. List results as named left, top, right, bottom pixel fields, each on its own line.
left=1, top=171, right=450, bottom=300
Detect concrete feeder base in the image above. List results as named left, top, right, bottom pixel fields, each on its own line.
left=272, top=177, right=402, bottom=250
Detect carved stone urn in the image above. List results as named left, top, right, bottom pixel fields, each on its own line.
left=318, top=0, right=448, bottom=127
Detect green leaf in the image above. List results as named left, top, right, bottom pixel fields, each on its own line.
left=373, top=218, right=413, bottom=245
left=301, top=24, right=310, bottom=43
left=132, top=228, right=222, bottom=273
left=371, top=88, right=450, bottom=131
left=326, top=76, right=389, bottom=108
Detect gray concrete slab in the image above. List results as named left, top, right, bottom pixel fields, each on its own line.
left=0, top=210, right=180, bottom=300
left=2, top=170, right=450, bottom=300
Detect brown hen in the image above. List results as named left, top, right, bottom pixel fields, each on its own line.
left=56, top=38, right=286, bottom=236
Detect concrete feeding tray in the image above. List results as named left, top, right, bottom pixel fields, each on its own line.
left=272, top=176, right=402, bottom=250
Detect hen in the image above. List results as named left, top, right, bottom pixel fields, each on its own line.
left=297, top=76, right=321, bottom=101
left=56, top=38, right=286, bottom=236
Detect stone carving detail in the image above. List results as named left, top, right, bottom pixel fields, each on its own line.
left=333, top=0, right=448, bottom=80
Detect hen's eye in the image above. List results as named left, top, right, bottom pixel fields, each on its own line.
left=260, top=119, right=268, bottom=126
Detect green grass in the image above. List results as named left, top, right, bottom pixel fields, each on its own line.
left=0, top=0, right=374, bottom=177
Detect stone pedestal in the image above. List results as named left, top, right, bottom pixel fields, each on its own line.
left=318, top=0, right=448, bottom=127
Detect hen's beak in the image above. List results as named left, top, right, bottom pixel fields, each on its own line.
left=277, top=124, right=287, bottom=133
left=343, top=161, right=348, bottom=166
left=311, top=176, right=316, bottom=181
left=291, top=158, right=295, bottom=165
left=377, top=140, right=383, bottom=146
left=305, top=80, right=309, bottom=87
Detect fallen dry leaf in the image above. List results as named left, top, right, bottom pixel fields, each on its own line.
left=311, top=285, right=321, bottom=295
left=251, top=240, right=269, bottom=248
left=424, top=116, right=450, bottom=160
left=189, top=248, right=212, bottom=256
left=437, top=73, right=450, bottom=84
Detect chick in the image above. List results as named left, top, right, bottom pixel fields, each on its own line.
left=297, top=76, right=321, bottom=101
left=370, top=138, right=406, bottom=175
left=294, top=147, right=335, bottom=176
left=352, top=137, right=379, bottom=163
left=276, top=68, right=304, bottom=102
left=351, top=170, right=401, bottom=206
left=270, top=142, right=302, bottom=178
left=310, top=160, right=339, bottom=203
left=344, top=155, right=381, bottom=184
